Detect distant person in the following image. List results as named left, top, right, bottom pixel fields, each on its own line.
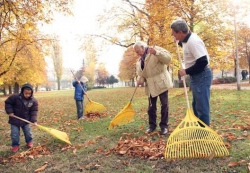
left=171, top=19, right=212, bottom=126
left=241, top=70, right=248, bottom=80
left=134, top=41, right=173, bottom=135
left=5, top=83, right=38, bottom=152
left=72, top=76, right=88, bottom=120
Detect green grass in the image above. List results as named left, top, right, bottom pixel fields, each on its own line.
left=0, top=87, right=249, bottom=172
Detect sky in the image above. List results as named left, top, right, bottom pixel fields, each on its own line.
left=41, top=0, right=125, bottom=76
left=41, top=0, right=250, bottom=77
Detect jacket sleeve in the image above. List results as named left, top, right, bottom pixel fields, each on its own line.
left=72, top=81, right=78, bottom=87
left=155, top=47, right=172, bottom=65
left=5, top=95, right=16, bottom=114
left=29, top=99, right=38, bottom=123
left=185, top=55, right=208, bottom=75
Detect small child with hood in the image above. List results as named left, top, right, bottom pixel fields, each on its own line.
left=72, top=76, right=88, bottom=120
left=5, top=83, right=38, bottom=152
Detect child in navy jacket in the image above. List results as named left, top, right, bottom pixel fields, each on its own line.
left=72, top=76, right=88, bottom=120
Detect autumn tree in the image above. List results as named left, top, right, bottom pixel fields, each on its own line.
left=96, top=63, right=109, bottom=86
left=118, top=46, right=137, bottom=86
left=51, top=36, right=63, bottom=90
left=0, top=0, right=73, bottom=77
left=238, top=23, right=250, bottom=83
left=0, top=27, right=48, bottom=93
left=81, top=37, right=98, bottom=88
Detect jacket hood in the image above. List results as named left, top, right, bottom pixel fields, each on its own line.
left=21, top=83, right=34, bottom=97
left=80, top=76, right=89, bottom=84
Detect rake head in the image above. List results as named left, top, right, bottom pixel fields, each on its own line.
left=85, top=100, right=106, bottom=114
left=165, top=108, right=229, bottom=159
left=108, top=102, right=135, bottom=130
left=38, top=125, right=72, bottom=145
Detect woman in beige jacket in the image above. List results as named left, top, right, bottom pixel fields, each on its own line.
left=134, top=41, right=173, bottom=135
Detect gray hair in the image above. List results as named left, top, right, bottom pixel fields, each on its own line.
left=133, top=41, right=147, bottom=49
left=170, top=19, right=189, bottom=33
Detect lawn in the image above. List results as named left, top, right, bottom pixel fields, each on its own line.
left=0, top=87, right=249, bottom=172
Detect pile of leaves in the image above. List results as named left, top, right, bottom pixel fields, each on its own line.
left=7, top=146, right=50, bottom=163
left=109, top=135, right=166, bottom=160
left=85, top=112, right=107, bottom=121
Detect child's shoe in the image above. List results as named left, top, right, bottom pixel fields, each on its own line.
left=12, top=146, right=19, bottom=152
left=78, top=116, right=85, bottom=120
left=27, top=142, right=33, bottom=148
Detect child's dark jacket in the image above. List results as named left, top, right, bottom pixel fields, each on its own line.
left=5, top=83, right=38, bottom=127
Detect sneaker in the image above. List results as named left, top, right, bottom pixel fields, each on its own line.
left=27, top=142, right=33, bottom=148
left=160, top=128, right=168, bottom=135
left=145, top=127, right=156, bottom=133
left=12, top=146, right=19, bottom=152
left=78, top=116, right=85, bottom=120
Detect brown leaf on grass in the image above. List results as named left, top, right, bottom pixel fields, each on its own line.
left=123, top=161, right=129, bottom=166
left=8, top=146, right=50, bottom=163
left=224, top=142, right=232, bottom=149
left=228, top=160, right=247, bottom=167
left=242, top=131, right=248, bottom=137
left=247, top=162, right=250, bottom=172
left=84, top=162, right=100, bottom=170
left=85, top=140, right=97, bottom=147
left=75, top=144, right=83, bottom=149
left=139, top=124, right=144, bottom=130
left=72, top=148, right=77, bottom=155
left=61, top=145, right=71, bottom=151
left=95, top=164, right=101, bottom=168
left=34, top=164, right=47, bottom=173
left=96, top=147, right=104, bottom=153
left=118, top=148, right=127, bottom=155
left=108, top=136, right=166, bottom=160
left=208, top=150, right=215, bottom=161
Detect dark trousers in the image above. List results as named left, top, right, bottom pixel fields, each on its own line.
left=76, top=100, right=84, bottom=119
left=148, top=90, right=169, bottom=129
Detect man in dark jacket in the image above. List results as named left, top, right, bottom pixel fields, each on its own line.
left=5, top=83, right=38, bottom=152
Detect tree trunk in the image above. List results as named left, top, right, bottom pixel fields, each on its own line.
left=234, top=59, right=237, bottom=77
left=9, top=86, right=12, bottom=94
left=14, top=82, right=19, bottom=94
left=35, top=86, right=38, bottom=92
left=57, top=78, right=61, bottom=90
left=3, top=86, right=7, bottom=96
left=222, top=70, right=224, bottom=78
left=131, top=78, right=135, bottom=87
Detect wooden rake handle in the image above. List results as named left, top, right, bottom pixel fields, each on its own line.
left=0, top=109, right=36, bottom=126
left=175, top=42, right=190, bottom=109
left=70, top=69, right=90, bottom=101
left=130, top=86, right=138, bottom=103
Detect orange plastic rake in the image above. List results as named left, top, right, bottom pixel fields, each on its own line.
left=164, top=43, right=229, bottom=159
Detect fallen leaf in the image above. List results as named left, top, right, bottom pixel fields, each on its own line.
left=208, top=150, right=215, bottom=161
left=34, top=164, right=47, bottom=172
left=228, top=160, right=247, bottom=167
left=73, top=148, right=77, bottom=155
left=247, top=162, right=250, bottom=172
left=139, top=124, right=144, bottom=130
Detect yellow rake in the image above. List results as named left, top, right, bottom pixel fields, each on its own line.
left=70, top=70, right=106, bottom=114
left=164, top=43, right=229, bottom=159
left=108, top=86, right=137, bottom=130
left=0, top=109, right=71, bottom=145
